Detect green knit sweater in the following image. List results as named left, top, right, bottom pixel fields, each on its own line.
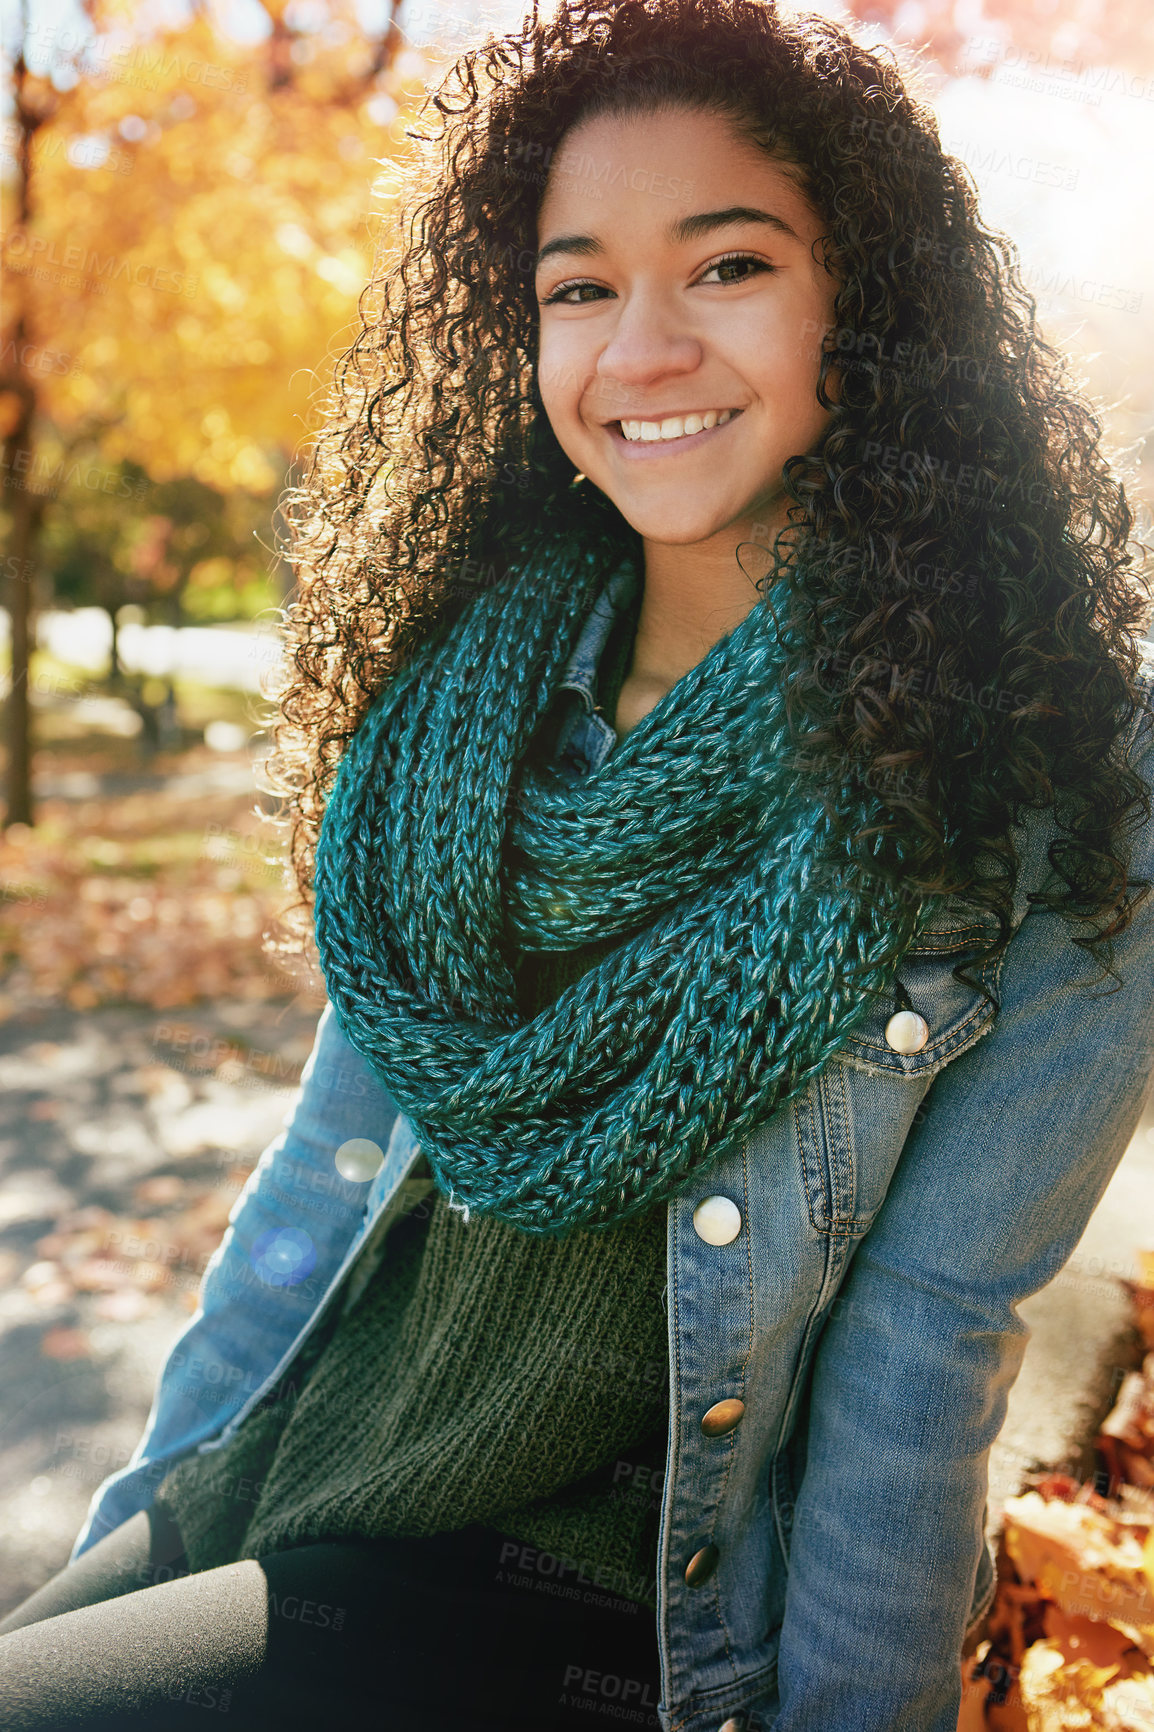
left=154, top=587, right=671, bottom=1609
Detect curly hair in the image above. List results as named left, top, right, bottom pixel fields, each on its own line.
left=265, top=0, right=1153, bottom=1001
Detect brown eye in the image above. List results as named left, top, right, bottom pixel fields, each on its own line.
left=541, top=280, right=609, bottom=306
left=699, top=252, right=776, bottom=285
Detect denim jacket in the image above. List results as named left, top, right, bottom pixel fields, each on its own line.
left=71, top=582, right=1154, bottom=1732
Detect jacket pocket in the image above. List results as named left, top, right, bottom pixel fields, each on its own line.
left=795, top=947, right=1003, bottom=1236
left=839, top=945, right=1005, bottom=1079
left=906, top=894, right=1003, bottom=957
left=793, top=1052, right=933, bottom=1236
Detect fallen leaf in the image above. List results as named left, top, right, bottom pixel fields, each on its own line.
left=92, top=1289, right=156, bottom=1321
left=133, top=1176, right=188, bottom=1206
left=1042, top=1605, right=1148, bottom=1673
left=40, top=1327, right=91, bottom=1360
left=1005, top=1492, right=1154, bottom=1658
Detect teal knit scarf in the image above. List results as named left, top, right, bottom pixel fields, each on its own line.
left=313, top=532, right=925, bottom=1236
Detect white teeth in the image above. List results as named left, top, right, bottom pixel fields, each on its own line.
left=619, top=408, right=736, bottom=443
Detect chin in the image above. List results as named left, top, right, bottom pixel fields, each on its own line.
left=613, top=507, right=744, bottom=545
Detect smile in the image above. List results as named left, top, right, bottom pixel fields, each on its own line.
left=606, top=407, right=744, bottom=458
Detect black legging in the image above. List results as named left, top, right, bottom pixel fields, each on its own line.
left=0, top=1507, right=664, bottom=1730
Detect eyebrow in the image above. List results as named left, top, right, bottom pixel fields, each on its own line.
left=535, top=204, right=800, bottom=268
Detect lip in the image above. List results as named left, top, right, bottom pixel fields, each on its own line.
left=604, top=408, right=745, bottom=460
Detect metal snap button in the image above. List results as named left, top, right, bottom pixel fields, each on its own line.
left=700, top=1398, right=746, bottom=1438
left=684, top=1542, right=720, bottom=1587
left=884, top=1008, right=930, bottom=1054
left=692, top=1196, right=741, bottom=1245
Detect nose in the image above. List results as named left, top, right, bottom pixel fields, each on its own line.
left=593, top=290, right=702, bottom=403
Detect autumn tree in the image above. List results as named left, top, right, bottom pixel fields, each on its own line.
left=1, top=0, right=424, bottom=825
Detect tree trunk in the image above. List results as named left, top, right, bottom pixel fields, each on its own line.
left=105, top=603, right=122, bottom=685
left=1, top=6, right=50, bottom=830
left=1, top=356, right=37, bottom=829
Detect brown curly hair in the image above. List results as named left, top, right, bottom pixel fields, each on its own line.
left=265, top=0, right=1153, bottom=999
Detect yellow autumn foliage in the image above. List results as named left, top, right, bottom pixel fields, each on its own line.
left=1019, top=1641, right=1154, bottom=1731
left=2, top=3, right=436, bottom=493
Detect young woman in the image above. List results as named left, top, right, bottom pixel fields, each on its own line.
left=2, top=2, right=1153, bottom=1729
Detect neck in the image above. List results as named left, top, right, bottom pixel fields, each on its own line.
left=613, top=508, right=789, bottom=742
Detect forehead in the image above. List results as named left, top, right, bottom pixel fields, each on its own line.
left=536, top=104, right=815, bottom=233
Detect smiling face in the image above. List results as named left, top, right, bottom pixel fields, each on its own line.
left=535, top=104, right=839, bottom=555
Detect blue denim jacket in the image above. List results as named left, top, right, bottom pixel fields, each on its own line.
left=70, top=579, right=1154, bottom=1732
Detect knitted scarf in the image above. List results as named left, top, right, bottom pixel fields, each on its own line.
left=313, top=532, right=926, bottom=1236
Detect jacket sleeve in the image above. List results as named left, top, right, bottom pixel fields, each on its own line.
left=769, top=667, right=1154, bottom=1732
left=68, top=1002, right=401, bottom=1562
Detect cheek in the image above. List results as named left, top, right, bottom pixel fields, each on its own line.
left=768, top=299, right=836, bottom=410
left=724, top=293, right=821, bottom=385
left=536, top=330, right=582, bottom=423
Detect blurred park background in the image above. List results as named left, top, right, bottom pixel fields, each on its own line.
left=2, top=0, right=1154, bottom=1718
